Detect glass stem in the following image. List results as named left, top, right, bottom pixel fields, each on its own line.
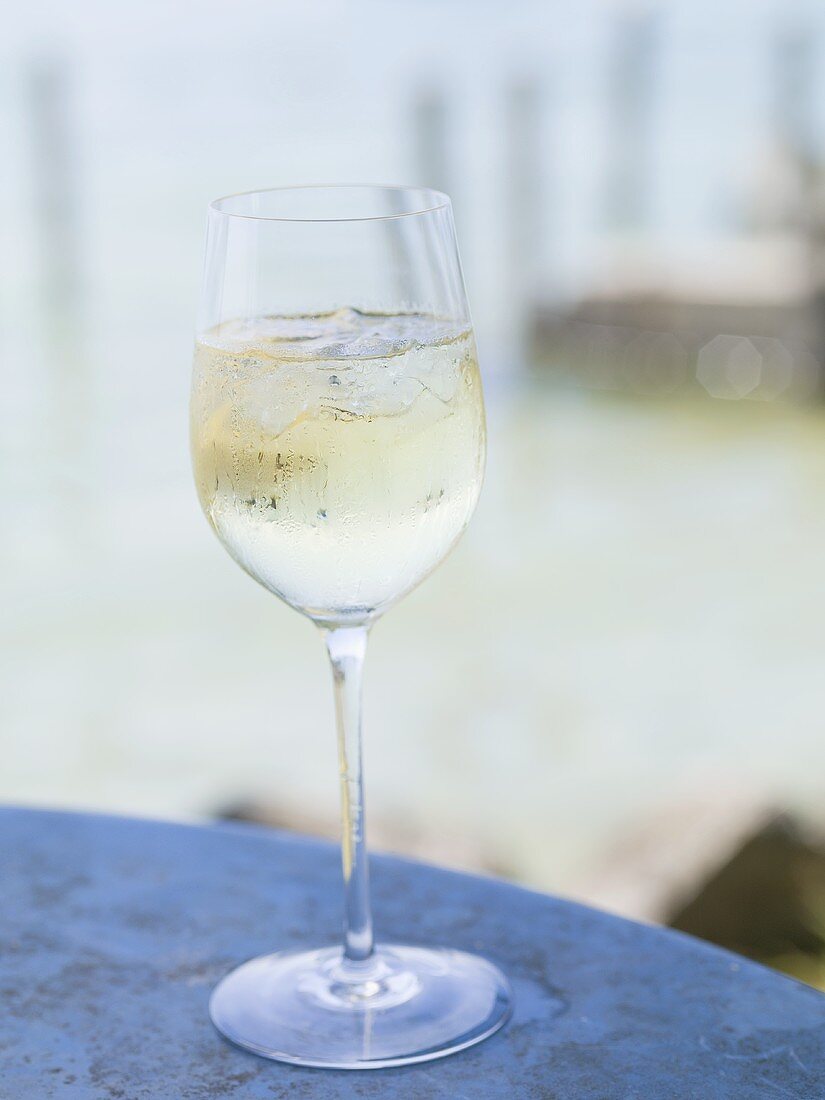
left=323, top=625, right=374, bottom=964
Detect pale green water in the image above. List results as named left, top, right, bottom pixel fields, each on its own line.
left=5, top=384, right=825, bottom=914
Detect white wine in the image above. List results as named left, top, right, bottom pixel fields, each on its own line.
left=191, top=309, right=485, bottom=622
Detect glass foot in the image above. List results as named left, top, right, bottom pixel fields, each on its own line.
left=210, top=944, right=512, bottom=1069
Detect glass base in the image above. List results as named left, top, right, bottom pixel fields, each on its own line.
left=210, top=944, right=512, bottom=1069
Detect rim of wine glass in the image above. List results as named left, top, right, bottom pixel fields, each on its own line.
left=209, top=184, right=451, bottom=224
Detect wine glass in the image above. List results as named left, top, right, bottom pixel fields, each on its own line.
left=190, top=185, right=511, bottom=1069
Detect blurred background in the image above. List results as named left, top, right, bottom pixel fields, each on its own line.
left=4, top=0, right=825, bottom=988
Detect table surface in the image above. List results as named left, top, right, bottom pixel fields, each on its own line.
left=2, top=808, right=824, bottom=1099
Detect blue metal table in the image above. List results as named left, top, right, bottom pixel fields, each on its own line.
left=2, top=808, right=824, bottom=1098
